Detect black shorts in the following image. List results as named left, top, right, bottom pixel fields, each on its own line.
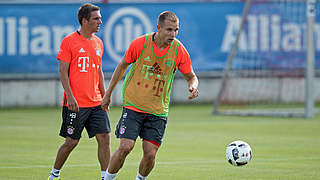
left=115, top=107, right=167, bottom=147
left=60, top=105, right=111, bottom=139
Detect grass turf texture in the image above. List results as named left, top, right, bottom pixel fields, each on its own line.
left=0, top=104, right=319, bottom=179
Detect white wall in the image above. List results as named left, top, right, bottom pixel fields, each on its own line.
left=0, top=76, right=319, bottom=108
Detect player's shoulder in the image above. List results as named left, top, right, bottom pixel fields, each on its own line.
left=61, top=32, right=80, bottom=45
left=174, top=38, right=189, bottom=52
left=174, top=38, right=185, bottom=48
left=64, top=31, right=78, bottom=40
left=131, top=34, right=147, bottom=45
left=174, top=37, right=182, bottom=44
left=92, top=34, right=103, bottom=43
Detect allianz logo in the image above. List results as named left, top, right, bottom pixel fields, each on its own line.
left=221, top=14, right=320, bottom=53
left=104, top=7, right=152, bottom=63
left=0, top=7, right=152, bottom=63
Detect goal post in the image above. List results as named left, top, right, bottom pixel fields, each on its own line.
left=306, top=0, right=316, bottom=118
left=213, top=0, right=317, bottom=118
left=213, top=0, right=253, bottom=114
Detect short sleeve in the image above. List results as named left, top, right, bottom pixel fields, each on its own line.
left=99, top=38, right=104, bottom=57
left=176, top=44, right=192, bottom=74
left=57, top=38, right=71, bottom=63
left=125, top=36, right=145, bottom=64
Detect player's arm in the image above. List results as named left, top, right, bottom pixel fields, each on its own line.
left=101, top=56, right=130, bottom=111
left=59, top=60, right=79, bottom=112
left=177, top=43, right=199, bottom=99
left=183, top=70, right=199, bottom=99
left=98, top=67, right=106, bottom=98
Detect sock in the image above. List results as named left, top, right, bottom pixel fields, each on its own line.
left=49, top=167, right=60, bottom=179
left=105, top=171, right=117, bottom=180
left=136, top=173, right=147, bottom=180
left=101, top=170, right=107, bottom=180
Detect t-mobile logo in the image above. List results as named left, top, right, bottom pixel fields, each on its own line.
left=78, top=57, right=89, bottom=72
left=153, top=79, right=165, bottom=97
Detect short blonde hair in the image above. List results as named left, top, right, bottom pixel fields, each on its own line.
left=158, top=11, right=179, bottom=27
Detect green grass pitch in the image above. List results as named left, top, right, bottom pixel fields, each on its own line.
left=0, top=104, right=319, bottom=179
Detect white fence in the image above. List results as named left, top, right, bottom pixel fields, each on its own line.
left=1, top=74, right=320, bottom=108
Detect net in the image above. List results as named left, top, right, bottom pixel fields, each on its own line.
left=213, top=0, right=318, bottom=117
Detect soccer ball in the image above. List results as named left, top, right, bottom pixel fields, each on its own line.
left=226, top=140, right=252, bottom=166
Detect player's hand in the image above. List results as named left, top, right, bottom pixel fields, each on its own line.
left=188, top=87, right=199, bottom=99
left=67, top=95, right=79, bottom=112
left=101, top=95, right=111, bottom=112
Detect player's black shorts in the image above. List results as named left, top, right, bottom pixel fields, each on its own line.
left=60, top=105, right=111, bottom=139
left=115, top=107, right=167, bottom=147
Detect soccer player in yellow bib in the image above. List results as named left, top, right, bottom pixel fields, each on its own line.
left=101, top=11, right=199, bottom=180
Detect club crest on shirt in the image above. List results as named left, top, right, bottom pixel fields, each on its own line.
left=165, top=60, right=172, bottom=67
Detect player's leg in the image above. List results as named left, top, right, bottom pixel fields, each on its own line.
left=95, top=133, right=111, bottom=170
left=108, top=138, right=136, bottom=173
left=106, top=108, right=144, bottom=180
left=48, top=107, right=89, bottom=180
left=85, top=105, right=112, bottom=179
left=48, top=137, right=79, bottom=180
left=137, top=140, right=159, bottom=179
left=137, top=115, right=167, bottom=179
left=96, top=133, right=111, bottom=180
left=105, top=138, right=135, bottom=180
left=53, top=137, right=80, bottom=169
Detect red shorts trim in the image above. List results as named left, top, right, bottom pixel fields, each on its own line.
left=143, top=139, right=160, bottom=148
left=124, top=106, right=150, bottom=114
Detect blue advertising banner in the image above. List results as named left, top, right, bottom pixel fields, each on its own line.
left=0, top=2, right=319, bottom=73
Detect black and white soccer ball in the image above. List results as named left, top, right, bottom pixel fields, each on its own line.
left=226, top=140, right=252, bottom=166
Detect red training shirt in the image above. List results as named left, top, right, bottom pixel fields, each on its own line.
left=57, top=31, right=104, bottom=108
left=125, top=34, right=192, bottom=74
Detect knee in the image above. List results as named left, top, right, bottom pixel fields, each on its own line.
left=118, top=143, right=134, bottom=156
left=143, top=150, right=156, bottom=161
left=64, top=138, right=79, bottom=149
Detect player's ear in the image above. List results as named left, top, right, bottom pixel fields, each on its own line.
left=157, top=24, right=160, bottom=31
left=82, top=18, right=88, bottom=26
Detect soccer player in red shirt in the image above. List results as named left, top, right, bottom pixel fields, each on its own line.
left=48, top=3, right=111, bottom=180
left=101, top=11, right=199, bottom=180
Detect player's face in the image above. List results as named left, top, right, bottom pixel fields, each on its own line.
left=87, top=10, right=102, bottom=33
left=158, top=19, right=179, bottom=46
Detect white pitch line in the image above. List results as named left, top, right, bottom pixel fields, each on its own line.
left=0, top=160, right=222, bottom=169
left=0, top=157, right=319, bottom=169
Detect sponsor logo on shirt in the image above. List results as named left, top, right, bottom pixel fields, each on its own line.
left=79, top=48, right=85, bottom=53
left=144, top=56, right=151, bottom=61
left=78, top=57, right=89, bottom=72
